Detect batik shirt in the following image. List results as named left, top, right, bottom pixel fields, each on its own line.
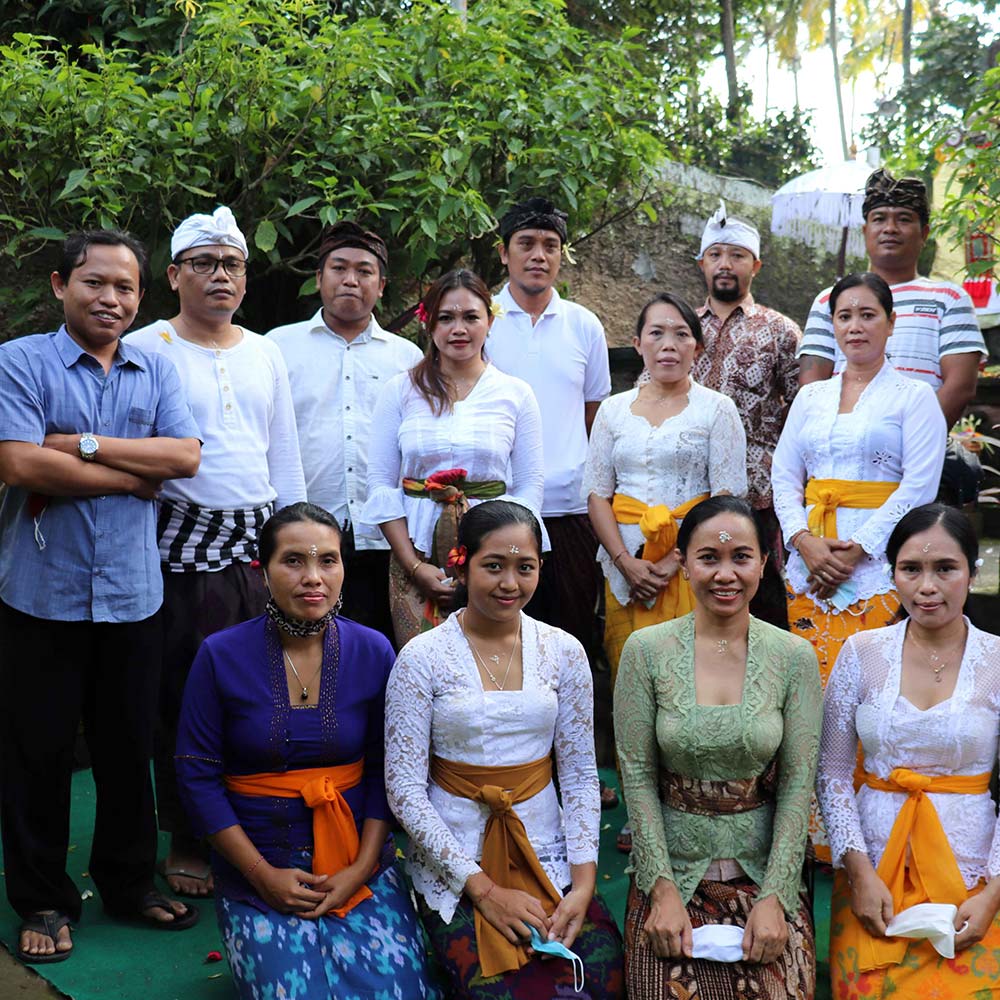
left=691, top=296, right=801, bottom=510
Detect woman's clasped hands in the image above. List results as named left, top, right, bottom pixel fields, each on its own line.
left=248, top=860, right=370, bottom=920
left=797, top=534, right=865, bottom=601
left=620, top=552, right=679, bottom=604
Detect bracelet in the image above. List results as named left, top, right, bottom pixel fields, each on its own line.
left=245, top=855, right=265, bottom=878
left=788, top=530, right=810, bottom=551
left=612, top=550, right=628, bottom=566
left=407, top=558, right=423, bottom=578
left=475, top=882, right=496, bottom=906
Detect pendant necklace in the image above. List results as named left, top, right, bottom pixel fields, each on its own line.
left=909, top=631, right=964, bottom=684
left=284, top=649, right=322, bottom=701
left=462, top=615, right=521, bottom=690
left=715, top=639, right=729, bottom=655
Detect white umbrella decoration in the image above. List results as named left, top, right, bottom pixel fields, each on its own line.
left=771, top=159, right=873, bottom=277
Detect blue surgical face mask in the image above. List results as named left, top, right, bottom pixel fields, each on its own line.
left=529, top=926, right=585, bottom=992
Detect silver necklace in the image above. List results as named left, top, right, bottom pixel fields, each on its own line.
left=909, top=633, right=963, bottom=684
left=461, top=616, right=521, bottom=690
left=283, top=649, right=322, bottom=701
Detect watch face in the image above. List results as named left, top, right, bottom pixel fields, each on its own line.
left=80, top=434, right=98, bottom=457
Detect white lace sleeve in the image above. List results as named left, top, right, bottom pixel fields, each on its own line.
left=851, top=384, right=946, bottom=558
left=580, top=396, right=617, bottom=502
left=552, top=633, right=600, bottom=865
left=384, top=642, right=481, bottom=896
left=816, top=637, right=870, bottom=867
left=771, top=390, right=810, bottom=545
left=708, top=395, right=748, bottom=497
left=361, top=374, right=407, bottom=527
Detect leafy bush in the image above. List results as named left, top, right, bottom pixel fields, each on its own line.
left=0, top=0, right=665, bottom=334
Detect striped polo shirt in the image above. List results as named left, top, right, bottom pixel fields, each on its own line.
left=797, top=276, right=985, bottom=388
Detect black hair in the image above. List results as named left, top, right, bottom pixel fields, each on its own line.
left=828, top=272, right=894, bottom=317
left=886, top=504, right=978, bottom=622
left=58, top=229, right=151, bottom=294
left=675, top=495, right=766, bottom=556
left=452, top=500, right=543, bottom=609
left=257, top=502, right=342, bottom=566
left=634, top=292, right=704, bottom=347
left=887, top=503, right=978, bottom=575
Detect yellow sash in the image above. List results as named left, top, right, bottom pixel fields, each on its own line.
left=804, top=478, right=898, bottom=539
left=431, top=755, right=561, bottom=978
left=611, top=492, right=708, bottom=628
left=842, top=767, right=990, bottom=970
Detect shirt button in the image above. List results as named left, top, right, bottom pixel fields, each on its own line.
left=226, top=403, right=232, bottom=410
left=223, top=385, right=230, bottom=392
left=345, top=375, right=351, bottom=380
left=345, top=405, right=350, bottom=411
left=346, top=434, right=351, bottom=440
left=220, top=367, right=226, bottom=374
left=347, top=467, right=353, bottom=472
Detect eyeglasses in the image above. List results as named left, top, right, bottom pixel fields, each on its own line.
left=177, top=255, right=248, bottom=277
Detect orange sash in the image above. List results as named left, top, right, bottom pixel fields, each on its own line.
left=431, top=755, right=561, bottom=978
left=611, top=492, right=708, bottom=628
left=842, top=767, right=990, bottom=970
left=225, top=759, right=371, bottom=917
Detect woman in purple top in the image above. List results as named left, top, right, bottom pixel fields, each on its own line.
left=176, top=502, right=437, bottom=999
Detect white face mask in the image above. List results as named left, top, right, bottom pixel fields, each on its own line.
left=528, top=927, right=585, bottom=992
left=886, top=903, right=967, bottom=959
left=690, top=924, right=746, bottom=962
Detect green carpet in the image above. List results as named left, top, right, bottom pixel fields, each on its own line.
left=1, top=767, right=833, bottom=999
left=0, top=769, right=228, bottom=999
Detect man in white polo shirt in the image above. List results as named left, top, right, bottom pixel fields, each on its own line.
left=798, top=168, right=985, bottom=428
left=268, top=222, right=421, bottom=643
left=487, top=197, right=611, bottom=654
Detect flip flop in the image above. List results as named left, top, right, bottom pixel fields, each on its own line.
left=107, top=891, right=200, bottom=931
left=156, top=858, right=213, bottom=898
left=16, top=911, right=73, bottom=964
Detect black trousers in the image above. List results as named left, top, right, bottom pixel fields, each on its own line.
left=154, top=562, right=266, bottom=833
left=524, top=513, right=601, bottom=657
left=0, top=601, right=162, bottom=921
left=339, top=523, right=395, bottom=648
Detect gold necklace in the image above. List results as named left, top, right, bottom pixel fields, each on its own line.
left=461, top=615, right=521, bottom=690
left=908, top=632, right=965, bottom=684
left=283, top=649, right=322, bottom=701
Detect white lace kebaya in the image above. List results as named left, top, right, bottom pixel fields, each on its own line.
left=771, top=360, right=946, bottom=608
left=384, top=613, right=600, bottom=923
left=581, top=382, right=747, bottom=608
left=817, top=619, right=1000, bottom=888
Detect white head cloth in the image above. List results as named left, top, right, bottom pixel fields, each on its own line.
left=171, top=206, right=249, bottom=260
left=696, top=200, right=760, bottom=260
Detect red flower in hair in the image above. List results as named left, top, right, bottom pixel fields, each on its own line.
left=414, top=301, right=430, bottom=325
left=446, top=545, right=468, bottom=568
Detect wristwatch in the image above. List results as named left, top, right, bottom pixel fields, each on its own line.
left=79, top=432, right=99, bottom=462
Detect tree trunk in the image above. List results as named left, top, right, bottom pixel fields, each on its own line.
left=901, top=0, right=913, bottom=84
left=828, top=0, right=849, bottom=159
left=720, top=0, right=740, bottom=126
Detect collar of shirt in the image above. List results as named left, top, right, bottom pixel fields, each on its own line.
left=55, top=324, right=146, bottom=371
left=497, top=283, right=564, bottom=320
left=309, top=308, right=392, bottom=347
left=698, top=294, right=759, bottom=325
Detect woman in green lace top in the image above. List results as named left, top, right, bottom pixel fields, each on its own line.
left=614, top=495, right=821, bottom=1000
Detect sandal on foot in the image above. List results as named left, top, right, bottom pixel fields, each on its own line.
left=616, top=824, right=633, bottom=854
left=108, top=891, right=200, bottom=931
left=16, top=911, right=73, bottom=964
left=156, top=858, right=213, bottom=898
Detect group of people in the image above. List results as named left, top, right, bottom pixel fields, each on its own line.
left=0, top=167, right=996, bottom=1000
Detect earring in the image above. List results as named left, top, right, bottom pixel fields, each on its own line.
left=681, top=569, right=690, bottom=580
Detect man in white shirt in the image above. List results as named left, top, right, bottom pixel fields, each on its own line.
left=129, top=207, right=306, bottom=898
left=487, top=198, right=611, bottom=654
left=269, top=222, right=421, bottom=643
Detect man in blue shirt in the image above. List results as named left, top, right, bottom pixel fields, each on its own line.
left=0, top=230, right=202, bottom=963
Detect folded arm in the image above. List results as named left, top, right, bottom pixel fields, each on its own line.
left=42, top=433, right=200, bottom=480
left=0, top=440, right=148, bottom=497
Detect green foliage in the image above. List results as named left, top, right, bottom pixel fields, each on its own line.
left=0, top=0, right=665, bottom=333
left=861, top=11, right=998, bottom=175
left=935, top=62, right=1000, bottom=275
left=680, top=94, right=819, bottom=187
